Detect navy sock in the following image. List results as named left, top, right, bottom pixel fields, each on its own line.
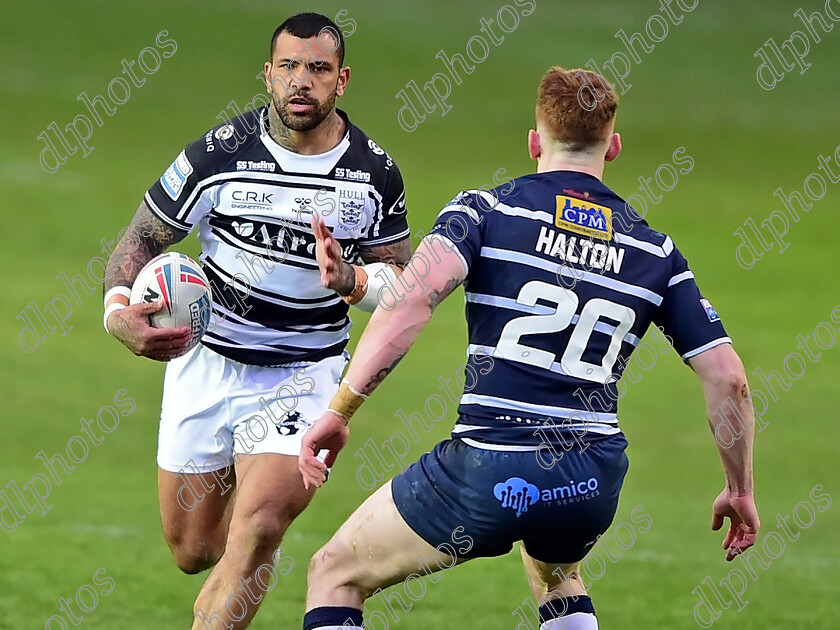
left=302, top=606, right=363, bottom=630
left=539, top=595, right=596, bottom=624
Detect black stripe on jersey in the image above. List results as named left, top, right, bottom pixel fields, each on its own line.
left=208, top=222, right=320, bottom=271
left=209, top=212, right=361, bottom=250
left=282, top=320, right=350, bottom=332
left=369, top=190, right=384, bottom=239
left=205, top=267, right=348, bottom=327
left=207, top=213, right=362, bottom=266
left=203, top=258, right=337, bottom=306
left=208, top=212, right=311, bottom=236
left=202, top=334, right=347, bottom=366
left=145, top=192, right=191, bottom=232
left=204, top=329, right=341, bottom=354
left=210, top=303, right=350, bottom=334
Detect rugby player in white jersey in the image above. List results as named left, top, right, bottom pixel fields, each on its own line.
left=102, top=13, right=410, bottom=629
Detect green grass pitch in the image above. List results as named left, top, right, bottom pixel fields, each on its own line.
left=1, top=1, right=838, bottom=628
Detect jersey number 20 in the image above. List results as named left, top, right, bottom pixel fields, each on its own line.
left=496, top=280, right=636, bottom=383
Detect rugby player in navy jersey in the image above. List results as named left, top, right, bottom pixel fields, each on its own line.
left=102, top=13, right=411, bottom=629
left=299, top=67, right=760, bottom=630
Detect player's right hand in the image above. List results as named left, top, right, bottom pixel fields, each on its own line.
left=299, top=411, right=350, bottom=489
left=107, top=299, right=191, bottom=362
left=711, top=488, right=760, bottom=561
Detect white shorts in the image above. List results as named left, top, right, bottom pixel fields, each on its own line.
left=157, top=343, right=348, bottom=473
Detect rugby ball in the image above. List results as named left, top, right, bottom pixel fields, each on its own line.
left=130, top=252, right=212, bottom=347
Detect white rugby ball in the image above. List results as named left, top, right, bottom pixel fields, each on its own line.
left=130, top=252, right=212, bottom=347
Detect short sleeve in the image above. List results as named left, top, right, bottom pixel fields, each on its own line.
left=144, top=137, right=214, bottom=233
left=430, top=191, right=484, bottom=278
left=653, top=246, right=731, bottom=360
left=360, top=163, right=410, bottom=246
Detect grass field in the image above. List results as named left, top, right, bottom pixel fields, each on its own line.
left=2, top=1, right=839, bottom=628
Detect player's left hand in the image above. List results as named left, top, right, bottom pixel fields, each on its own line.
left=312, top=213, right=354, bottom=295
left=711, top=488, right=760, bottom=561
left=299, top=411, right=349, bottom=489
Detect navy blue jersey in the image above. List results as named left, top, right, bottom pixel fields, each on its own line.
left=430, top=171, right=729, bottom=449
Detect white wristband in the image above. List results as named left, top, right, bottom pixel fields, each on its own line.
left=104, top=286, right=131, bottom=307
left=104, top=303, right=126, bottom=333
left=355, top=262, right=400, bottom=312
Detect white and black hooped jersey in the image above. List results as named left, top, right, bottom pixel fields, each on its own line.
left=145, top=107, right=409, bottom=366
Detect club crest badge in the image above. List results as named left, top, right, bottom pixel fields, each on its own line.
left=338, top=190, right=366, bottom=231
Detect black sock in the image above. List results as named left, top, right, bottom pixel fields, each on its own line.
left=302, top=606, right=363, bottom=630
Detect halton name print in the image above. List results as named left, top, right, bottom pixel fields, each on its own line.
left=534, top=226, right=626, bottom=274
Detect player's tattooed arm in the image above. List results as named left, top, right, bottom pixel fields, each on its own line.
left=428, top=277, right=462, bottom=312
left=361, top=352, right=407, bottom=395
left=359, top=237, right=412, bottom=268
left=342, top=238, right=467, bottom=396
left=330, top=261, right=357, bottom=297
left=103, top=201, right=188, bottom=293
left=103, top=201, right=191, bottom=359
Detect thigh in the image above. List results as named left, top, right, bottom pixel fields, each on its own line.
left=225, top=452, right=316, bottom=542
left=308, top=480, right=465, bottom=608
left=158, top=466, right=236, bottom=545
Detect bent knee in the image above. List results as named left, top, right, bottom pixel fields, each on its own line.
left=168, top=538, right=223, bottom=574
left=308, top=539, right=371, bottom=597
left=308, top=542, right=340, bottom=577
left=232, top=506, right=293, bottom=556
left=544, top=562, right=587, bottom=601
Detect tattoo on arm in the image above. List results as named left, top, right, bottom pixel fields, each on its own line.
left=103, top=201, right=187, bottom=294
left=362, top=352, right=406, bottom=394
left=360, top=237, right=412, bottom=268
left=428, top=277, right=462, bottom=312
left=334, top=262, right=357, bottom=297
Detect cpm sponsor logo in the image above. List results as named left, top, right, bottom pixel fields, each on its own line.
left=554, top=196, right=613, bottom=241
left=493, top=476, right=600, bottom=518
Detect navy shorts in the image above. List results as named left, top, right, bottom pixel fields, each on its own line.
left=391, top=433, right=629, bottom=564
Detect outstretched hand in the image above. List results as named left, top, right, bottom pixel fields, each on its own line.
left=711, top=488, right=760, bottom=561
left=312, top=213, right=353, bottom=294
left=299, top=411, right=350, bottom=490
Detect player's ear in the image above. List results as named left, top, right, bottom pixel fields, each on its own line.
left=336, top=65, right=350, bottom=97
left=264, top=62, right=274, bottom=94
left=605, top=132, right=621, bottom=162
left=528, top=129, right=541, bottom=161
